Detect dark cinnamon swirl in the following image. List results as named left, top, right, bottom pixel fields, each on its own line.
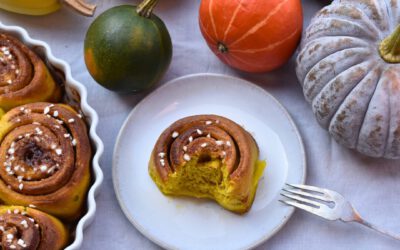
left=0, top=33, right=61, bottom=111
left=0, top=102, right=91, bottom=220
left=149, top=115, right=265, bottom=213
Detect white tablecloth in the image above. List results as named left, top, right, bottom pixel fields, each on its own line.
left=1, top=0, right=399, bottom=249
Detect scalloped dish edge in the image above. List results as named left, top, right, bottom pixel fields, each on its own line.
left=0, top=22, right=104, bottom=250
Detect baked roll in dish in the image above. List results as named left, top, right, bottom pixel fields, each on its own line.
left=149, top=115, right=266, bottom=214
left=0, top=33, right=61, bottom=111
left=0, top=205, right=68, bottom=250
left=0, top=103, right=91, bottom=220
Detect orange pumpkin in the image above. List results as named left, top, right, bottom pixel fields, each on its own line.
left=199, top=0, right=303, bottom=73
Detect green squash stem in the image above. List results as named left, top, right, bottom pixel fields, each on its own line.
left=137, top=0, right=159, bottom=18
left=379, top=24, right=400, bottom=63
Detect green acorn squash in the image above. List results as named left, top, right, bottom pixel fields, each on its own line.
left=84, top=0, right=172, bottom=92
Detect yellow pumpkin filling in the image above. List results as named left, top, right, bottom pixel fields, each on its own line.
left=150, top=156, right=266, bottom=213
left=149, top=115, right=267, bottom=213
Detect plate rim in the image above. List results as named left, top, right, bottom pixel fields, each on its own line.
left=112, top=73, right=307, bottom=250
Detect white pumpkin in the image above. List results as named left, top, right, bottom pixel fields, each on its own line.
left=297, top=0, right=400, bottom=159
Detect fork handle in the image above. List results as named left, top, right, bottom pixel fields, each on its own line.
left=354, top=217, right=400, bottom=241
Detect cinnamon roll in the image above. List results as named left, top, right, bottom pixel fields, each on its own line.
left=149, top=115, right=266, bottom=214
left=0, top=102, right=91, bottom=220
left=0, top=33, right=61, bottom=111
left=0, top=205, right=68, bottom=250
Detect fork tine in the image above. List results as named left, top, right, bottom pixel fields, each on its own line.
left=280, top=192, right=321, bottom=208
left=286, top=183, right=325, bottom=194
left=282, top=188, right=332, bottom=202
left=279, top=200, right=323, bottom=217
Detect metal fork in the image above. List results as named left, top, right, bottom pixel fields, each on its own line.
left=280, top=183, right=400, bottom=241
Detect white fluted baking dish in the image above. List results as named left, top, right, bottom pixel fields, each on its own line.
left=0, top=22, right=104, bottom=249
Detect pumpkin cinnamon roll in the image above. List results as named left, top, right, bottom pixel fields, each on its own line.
left=0, top=205, right=68, bottom=250
left=0, top=102, right=91, bottom=220
left=149, top=115, right=266, bottom=214
left=0, top=33, right=61, bottom=111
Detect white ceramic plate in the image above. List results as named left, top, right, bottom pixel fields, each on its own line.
left=0, top=22, right=104, bottom=250
left=113, top=73, right=306, bottom=250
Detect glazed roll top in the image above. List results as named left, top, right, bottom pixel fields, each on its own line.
left=0, top=205, right=68, bottom=250
left=0, top=102, right=91, bottom=220
left=149, top=115, right=265, bottom=213
left=0, top=33, right=61, bottom=111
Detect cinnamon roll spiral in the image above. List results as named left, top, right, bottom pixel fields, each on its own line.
left=0, top=205, right=68, bottom=250
left=0, top=102, right=91, bottom=220
left=0, top=33, right=61, bottom=111
left=149, top=115, right=265, bottom=213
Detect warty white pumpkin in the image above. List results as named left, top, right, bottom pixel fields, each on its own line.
left=297, top=0, right=400, bottom=159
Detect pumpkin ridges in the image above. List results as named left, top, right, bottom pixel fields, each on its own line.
left=312, top=61, right=373, bottom=128
left=228, top=54, right=281, bottom=72
left=297, top=36, right=371, bottom=81
left=208, top=0, right=219, bottom=38
left=207, top=29, right=302, bottom=72
left=340, top=0, right=392, bottom=31
left=297, top=0, right=400, bottom=158
left=230, top=55, right=267, bottom=73
left=222, top=0, right=243, bottom=41
left=301, top=48, right=373, bottom=101
left=199, top=18, right=217, bottom=44
left=203, top=0, right=298, bottom=45
left=230, top=27, right=301, bottom=53
left=223, top=30, right=301, bottom=72
left=226, top=0, right=297, bottom=46
left=230, top=45, right=294, bottom=65
left=357, top=73, right=391, bottom=157
left=332, top=67, right=381, bottom=148
left=316, top=5, right=382, bottom=37
left=306, top=15, right=379, bottom=42
left=229, top=0, right=291, bottom=47
left=230, top=21, right=302, bottom=52
left=226, top=45, right=299, bottom=72
left=352, top=67, right=381, bottom=147
left=199, top=0, right=302, bottom=72
left=223, top=55, right=236, bottom=68
left=203, top=0, right=243, bottom=42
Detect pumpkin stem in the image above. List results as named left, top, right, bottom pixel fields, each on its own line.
left=63, top=0, right=96, bottom=17
left=137, top=0, right=159, bottom=18
left=379, top=24, right=400, bottom=63
left=218, top=42, right=229, bottom=54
